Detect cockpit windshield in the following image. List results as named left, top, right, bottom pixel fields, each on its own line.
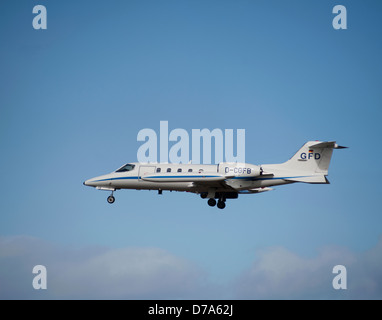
left=115, top=163, right=135, bottom=172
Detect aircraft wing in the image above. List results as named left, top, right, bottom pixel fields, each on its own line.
left=141, top=172, right=233, bottom=183
left=239, top=187, right=274, bottom=194
left=189, top=179, right=238, bottom=193
left=141, top=172, right=238, bottom=192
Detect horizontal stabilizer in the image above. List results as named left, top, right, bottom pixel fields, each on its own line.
left=309, top=141, right=348, bottom=149
left=284, top=175, right=328, bottom=184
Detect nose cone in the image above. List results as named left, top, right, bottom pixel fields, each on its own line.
left=83, top=178, right=97, bottom=187
left=83, top=174, right=113, bottom=188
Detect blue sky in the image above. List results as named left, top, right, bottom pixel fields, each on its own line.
left=1, top=0, right=382, bottom=299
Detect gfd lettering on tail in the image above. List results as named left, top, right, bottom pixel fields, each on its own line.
left=300, top=152, right=321, bottom=160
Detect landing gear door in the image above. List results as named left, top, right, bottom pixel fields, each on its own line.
left=138, top=166, right=156, bottom=181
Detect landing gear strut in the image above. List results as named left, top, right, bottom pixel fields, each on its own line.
left=107, top=192, right=115, bottom=204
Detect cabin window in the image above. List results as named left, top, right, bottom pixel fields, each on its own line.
left=167, top=168, right=171, bottom=173
left=115, top=163, right=135, bottom=172
left=156, top=168, right=161, bottom=173
left=188, top=169, right=193, bottom=172
left=199, top=169, right=204, bottom=173
left=177, top=168, right=182, bottom=173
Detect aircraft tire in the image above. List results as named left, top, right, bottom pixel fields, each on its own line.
left=217, top=201, right=226, bottom=209
left=207, top=198, right=216, bottom=207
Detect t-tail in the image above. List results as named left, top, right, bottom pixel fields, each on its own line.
left=277, top=141, right=347, bottom=184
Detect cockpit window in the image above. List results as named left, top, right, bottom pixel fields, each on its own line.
left=116, top=163, right=135, bottom=172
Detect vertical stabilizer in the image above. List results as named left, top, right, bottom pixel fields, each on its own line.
left=281, top=141, right=347, bottom=175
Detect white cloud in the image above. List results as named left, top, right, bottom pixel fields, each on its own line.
left=0, top=236, right=205, bottom=299
left=1, top=236, right=382, bottom=299
left=234, top=238, right=382, bottom=300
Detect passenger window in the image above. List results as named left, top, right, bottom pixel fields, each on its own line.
left=167, top=168, right=171, bottom=173
left=177, top=168, right=182, bottom=173
left=188, top=169, right=193, bottom=172
left=156, top=168, right=161, bottom=173
left=199, top=169, right=204, bottom=173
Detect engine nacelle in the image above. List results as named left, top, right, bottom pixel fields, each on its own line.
left=219, top=162, right=262, bottom=178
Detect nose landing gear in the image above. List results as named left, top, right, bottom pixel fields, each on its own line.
left=107, top=191, right=115, bottom=204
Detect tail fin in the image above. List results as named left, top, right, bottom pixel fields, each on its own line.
left=281, top=141, right=347, bottom=175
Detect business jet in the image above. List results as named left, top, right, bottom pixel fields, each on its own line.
left=83, top=141, right=346, bottom=209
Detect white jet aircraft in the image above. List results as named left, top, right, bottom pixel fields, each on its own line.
left=83, top=141, right=346, bottom=209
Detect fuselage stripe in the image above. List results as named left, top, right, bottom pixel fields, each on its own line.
left=93, top=175, right=309, bottom=183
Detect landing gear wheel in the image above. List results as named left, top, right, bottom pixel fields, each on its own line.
left=217, top=201, right=226, bottom=209
left=107, top=196, right=115, bottom=204
left=207, top=198, right=216, bottom=207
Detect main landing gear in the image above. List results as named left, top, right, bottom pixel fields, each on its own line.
left=107, top=192, right=115, bottom=204
left=206, top=197, right=226, bottom=209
